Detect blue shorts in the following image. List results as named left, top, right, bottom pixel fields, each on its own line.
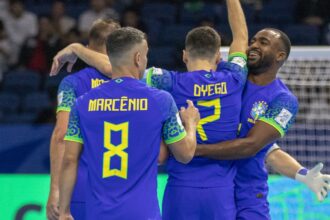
left=70, top=202, right=85, bottom=220
left=162, top=185, right=236, bottom=220
left=235, top=188, right=270, bottom=220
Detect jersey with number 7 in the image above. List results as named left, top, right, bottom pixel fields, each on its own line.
left=146, top=53, right=248, bottom=187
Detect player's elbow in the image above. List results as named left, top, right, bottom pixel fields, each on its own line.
left=176, top=145, right=195, bottom=164
left=174, top=152, right=194, bottom=164
left=62, top=153, right=78, bottom=168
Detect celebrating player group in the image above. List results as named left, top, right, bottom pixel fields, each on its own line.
left=46, top=0, right=330, bottom=219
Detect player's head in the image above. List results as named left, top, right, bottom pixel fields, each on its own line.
left=247, top=28, right=291, bottom=75
left=183, top=26, right=221, bottom=65
left=106, top=27, right=148, bottom=79
left=88, top=18, right=120, bottom=54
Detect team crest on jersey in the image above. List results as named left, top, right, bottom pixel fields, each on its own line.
left=250, top=101, right=268, bottom=120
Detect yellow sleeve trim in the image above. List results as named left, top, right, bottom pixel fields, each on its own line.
left=165, top=130, right=187, bottom=145
left=228, top=52, right=247, bottom=61
left=259, top=117, right=285, bottom=137
left=56, top=107, right=71, bottom=113
left=64, top=136, right=84, bottom=144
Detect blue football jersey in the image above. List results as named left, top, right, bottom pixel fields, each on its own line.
left=64, top=77, right=186, bottom=219
left=57, top=67, right=109, bottom=202
left=235, top=78, right=299, bottom=203
left=146, top=53, right=248, bottom=187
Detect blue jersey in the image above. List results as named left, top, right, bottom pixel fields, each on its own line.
left=64, top=77, right=186, bottom=220
left=146, top=53, right=248, bottom=187
left=235, top=79, right=298, bottom=203
left=57, top=67, right=109, bottom=202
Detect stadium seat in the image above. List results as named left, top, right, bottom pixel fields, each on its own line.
left=284, top=25, right=320, bottom=45
left=179, top=3, right=220, bottom=25
left=159, top=24, right=193, bottom=47
left=148, top=46, right=177, bottom=69
left=0, top=93, right=21, bottom=122
left=3, top=70, right=41, bottom=96
left=143, top=19, right=162, bottom=46
left=22, top=92, right=51, bottom=113
left=141, top=3, right=177, bottom=24
left=1, top=113, right=37, bottom=124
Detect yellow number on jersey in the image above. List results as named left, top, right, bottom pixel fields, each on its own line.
left=197, top=98, right=221, bottom=141
left=103, top=122, right=129, bottom=179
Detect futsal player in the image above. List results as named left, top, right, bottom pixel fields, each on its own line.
left=46, top=19, right=119, bottom=220
left=58, top=27, right=200, bottom=220
left=196, top=28, right=330, bottom=219
left=50, top=1, right=248, bottom=218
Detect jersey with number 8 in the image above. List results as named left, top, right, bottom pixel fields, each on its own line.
left=146, top=53, right=248, bottom=187
left=64, top=77, right=186, bottom=219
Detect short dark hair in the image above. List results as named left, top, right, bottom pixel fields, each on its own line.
left=185, top=26, right=221, bottom=59
left=106, top=27, right=146, bottom=63
left=265, top=28, right=291, bottom=60
left=89, top=19, right=120, bottom=46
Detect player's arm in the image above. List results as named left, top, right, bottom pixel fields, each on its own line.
left=158, top=140, right=169, bottom=165
left=47, top=78, right=76, bottom=220
left=47, top=112, right=69, bottom=220
left=59, top=105, right=83, bottom=219
left=163, top=100, right=200, bottom=164
left=196, top=94, right=299, bottom=159
left=50, top=43, right=112, bottom=77
left=266, top=145, right=330, bottom=202
left=226, top=0, right=248, bottom=55
left=144, top=67, right=174, bottom=91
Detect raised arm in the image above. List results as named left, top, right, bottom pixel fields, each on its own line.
left=50, top=43, right=112, bottom=77
left=226, top=0, right=248, bottom=54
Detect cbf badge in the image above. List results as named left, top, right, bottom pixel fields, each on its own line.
left=248, top=101, right=268, bottom=123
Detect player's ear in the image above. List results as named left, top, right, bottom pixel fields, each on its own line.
left=183, top=50, right=188, bottom=64
left=276, top=51, right=286, bottom=63
left=215, top=51, right=221, bottom=65
left=135, top=52, right=141, bottom=67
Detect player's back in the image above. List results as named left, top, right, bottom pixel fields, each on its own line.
left=146, top=54, right=247, bottom=187
left=235, top=78, right=298, bottom=204
left=57, top=67, right=109, bottom=203
left=75, top=77, right=172, bottom=220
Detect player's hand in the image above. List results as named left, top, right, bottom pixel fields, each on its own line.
left=180, top=100, right=200, bottom=126
left=50, top=44, right=79, bottom=76
left=59, top=213, right=74, bottom=220
left=46, top=190, right=59, bottom=220
left=295, top=163, right=330, bottom=202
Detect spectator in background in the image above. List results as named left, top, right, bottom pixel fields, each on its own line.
left=18, top=16, right=60, bottom=75
left=0, top=0, right=38, bottom=65
left=0, top=19, right=12, bottom=82
left=121, top=7, right=146, bottom=32
left=78, top=0, right=119, bottom=40
left=295, top=0, right=330, bottom=27
left=0, top=0, right=8, bottom=16
left=50, top=0, right=76, bottom=36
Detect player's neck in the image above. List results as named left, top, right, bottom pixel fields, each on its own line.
left=248, top=70, right=277, bottom=86
left=111, top=66, right=138, bottom=80
left=187, top=60, right=217, bottom=72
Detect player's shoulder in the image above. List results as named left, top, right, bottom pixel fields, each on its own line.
left=273, top=79, right=298, bottom=103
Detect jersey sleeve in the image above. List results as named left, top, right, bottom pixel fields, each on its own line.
left=64, top=102, right=83, bottom=144
left=160, top=93, right=187, bottom=145
left=220, top=52, right=248, bottom=85
left=145, top=67, right=174, bottom=92
left=56, top=76, right=77, bottom=113
left=259, top=93, right=299, bottom=137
